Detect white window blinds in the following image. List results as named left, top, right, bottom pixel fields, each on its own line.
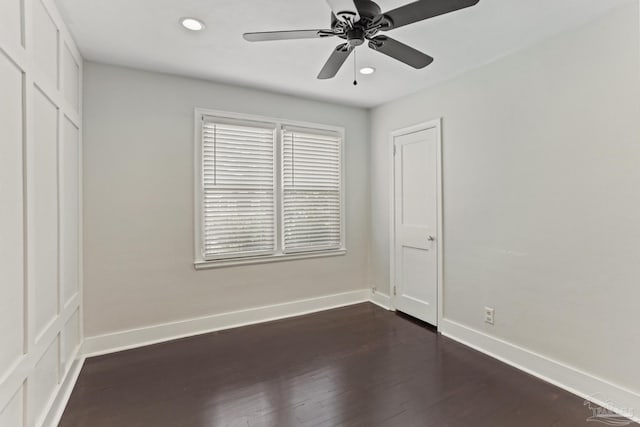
left=201, top=118, right=276, bottom=259
left=282, top=127, right=342, bottom=253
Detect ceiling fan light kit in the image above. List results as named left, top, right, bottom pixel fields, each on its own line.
left=243, top=0, right=480, bottom=80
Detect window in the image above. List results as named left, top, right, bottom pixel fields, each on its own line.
left=200, top=119, right=277, bottom=259
left=194, top=110, right=345, bottom=268
left=282, top=127, right=342, bottom=253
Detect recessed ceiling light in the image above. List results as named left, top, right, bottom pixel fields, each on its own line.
left=181, top=17, right=205, bottom=31
left=359, top=66, right=376, bottom=75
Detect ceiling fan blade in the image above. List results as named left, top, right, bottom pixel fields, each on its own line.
left=383, top=0, right=480, bottom=30
left=243, top=30, right=333, bottom=42
left=369, top=36, right=433, bottom=69
left=326, top=0, right=360, bottom=24
left=318, top=44, right=353, bottom=79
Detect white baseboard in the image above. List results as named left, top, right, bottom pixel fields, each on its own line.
left=440, top=319, right=640, bottom=424
left=83, top=289, right=370, bottom=357
left=42, top=356, right=85, bottom=427
left=369, top=289, right=393, bottom=310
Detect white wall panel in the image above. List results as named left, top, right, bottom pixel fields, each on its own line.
left=33, top=0, right=58, bottom=85
left=62, top=45, right=79, bottom=112
left=61, top=117, right=79, bottom=307
left=29, top=337, right=59, bottom=427
left=0, top=53, right=24, bottom=382
left=0, top=0, right=83, bottom=424
left=0, top=0, right=22, bottom=50
left=31, top=87, right=59, bottom=341
left=0, top=386, right=24, bottom=427
left=61, top=310, right=80, bottom=377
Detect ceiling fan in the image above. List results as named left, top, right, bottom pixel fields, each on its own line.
left=243, top=0, right=480, bottom=80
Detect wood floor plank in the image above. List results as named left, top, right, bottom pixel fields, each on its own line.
left=59, top=303, right=637, bottom=426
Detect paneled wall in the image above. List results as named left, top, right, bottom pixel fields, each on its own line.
left=0, top=0, right=83, bottom=426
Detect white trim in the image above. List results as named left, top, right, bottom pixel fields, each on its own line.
left=193, top=109, right=203, bottom=265
left=388, top=118, right=444, bottom=326
left=41, top=356, right=85, bottom=427
left=194, top=249, right=346, bottom=269
left=440, top=319, right=640, bottom=424
left=82, top=289, right=369, bottom=357
left=197, top=109, right=345, bottom=135
left=193, top=107, right=346, bottom=268
left=369, top=290, right=393, bottom=310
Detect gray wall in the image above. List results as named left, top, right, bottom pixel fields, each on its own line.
left=83, top=63, right=369, bottom=337
left=369, top=2, right=640, bottom=395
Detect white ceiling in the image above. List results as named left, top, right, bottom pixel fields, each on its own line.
left=56, top=0, right=627, bottom=108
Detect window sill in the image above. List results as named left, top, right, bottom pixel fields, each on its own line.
left=193, top=249, right=347, bottom=270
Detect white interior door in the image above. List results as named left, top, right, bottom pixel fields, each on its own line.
left=393, top=125, right=440, bottom=325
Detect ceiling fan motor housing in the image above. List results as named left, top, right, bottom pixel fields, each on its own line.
left=331, top=0, right=394, bottom=47
left=346, top=28, right=365, bottom=47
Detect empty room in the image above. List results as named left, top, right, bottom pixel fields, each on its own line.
left=1, top=0, right=639, bottom=426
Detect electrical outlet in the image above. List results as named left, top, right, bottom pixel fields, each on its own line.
left=484, top=307, right=495, bottom=325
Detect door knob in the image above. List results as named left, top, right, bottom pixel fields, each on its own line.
left=428, top=235, right=435, bottom=242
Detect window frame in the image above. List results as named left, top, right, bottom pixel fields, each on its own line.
left=194, top=108, right=346, bottom=270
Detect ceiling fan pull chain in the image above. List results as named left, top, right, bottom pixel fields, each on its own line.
left=353, top=49, right=358, bottom=86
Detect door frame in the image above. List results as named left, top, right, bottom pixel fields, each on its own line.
left=389, top=118, right=444, bottom=327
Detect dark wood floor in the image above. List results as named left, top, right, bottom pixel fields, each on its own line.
left=60, top=303, right=635, bottom=426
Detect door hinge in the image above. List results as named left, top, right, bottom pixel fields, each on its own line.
left=393, top=285, right=397, bottom=296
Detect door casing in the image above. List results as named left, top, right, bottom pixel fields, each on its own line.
left=389, top=118, right=444, bottom=327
